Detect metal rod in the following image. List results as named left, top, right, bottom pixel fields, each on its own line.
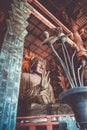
left=61, top=43, right=75, bottom=87
left=71, top=50, right=78, bottom=87
left=77, top=65, right=83, bottom=86
left=51, top=43, right=74, bottom=88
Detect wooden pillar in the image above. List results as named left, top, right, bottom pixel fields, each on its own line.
left=0, top=1, right=29, bottom=130
left=29, top=125, right=36, bottom=130
left=47, top=125, right=52, bottom=130
left=47, top=116, right=52, bottom=130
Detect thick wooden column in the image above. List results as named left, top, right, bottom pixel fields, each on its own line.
left=0, top=0, right=29, bottom=130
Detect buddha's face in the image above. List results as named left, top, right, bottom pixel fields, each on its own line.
left=36, top=60, right=46, bottom=74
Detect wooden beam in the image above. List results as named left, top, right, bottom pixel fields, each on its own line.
left=28, top=0, right=72, bottom=34
left=28, top=3, right=79, bottom=49
left=28, top=4, right=55, bottom=29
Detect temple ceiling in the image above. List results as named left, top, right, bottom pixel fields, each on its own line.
left=0, top=0, right=87, bottom=63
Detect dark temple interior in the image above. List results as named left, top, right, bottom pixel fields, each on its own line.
left=0, top=0, right=87, bottom=130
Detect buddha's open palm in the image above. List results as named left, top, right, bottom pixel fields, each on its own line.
left=41, top=71, right=50, bottom=90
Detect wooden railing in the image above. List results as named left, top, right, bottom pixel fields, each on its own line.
left=16, top=114, right=74, bottom=130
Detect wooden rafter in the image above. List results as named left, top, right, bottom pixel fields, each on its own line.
left=28, top=0, right=71, bottom=33
left=27, top=1, right=79, bottom=50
